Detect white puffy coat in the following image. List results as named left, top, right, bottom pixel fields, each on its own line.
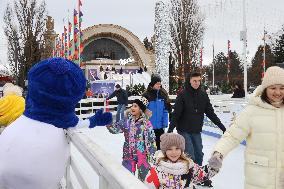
left=214, top=86, right=284, bottom=189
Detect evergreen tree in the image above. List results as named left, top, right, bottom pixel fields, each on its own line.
left=228, top=51, right=243, bottom=84
left=204, top=51, right=242, bottom=92
left=212, top=52, right=227, bottom=85
left=273, top=25, right=284, bottom=64
left=249, top=44, right=275, bottom=86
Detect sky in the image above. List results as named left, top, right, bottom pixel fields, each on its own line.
left=1, top=0, right=284, bottom=67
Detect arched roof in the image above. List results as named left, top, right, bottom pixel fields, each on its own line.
left=82, top=24, right=152, bottom=67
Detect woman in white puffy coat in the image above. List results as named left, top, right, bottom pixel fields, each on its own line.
left=209, top=66, right=284, bottom=189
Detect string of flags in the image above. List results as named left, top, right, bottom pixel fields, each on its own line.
left=53, top=0, right=83, bottom=66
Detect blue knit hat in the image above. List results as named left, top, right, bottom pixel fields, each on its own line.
left=24, top=58, right=86, bottom=129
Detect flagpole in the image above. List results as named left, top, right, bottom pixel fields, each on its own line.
left=227, top=40, right=230, bottom=84
left=212, top=43, right=215, bottom=87
left=263, top=27, right=266, bottom=73
left=78, top=0, right=81, bottom=66
left=67, top=9, right=70, bottom=60
left=242, top=0, right=248, bottom=98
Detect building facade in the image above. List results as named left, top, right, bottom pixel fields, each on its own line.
left=80, top=24, right=155, bottom=81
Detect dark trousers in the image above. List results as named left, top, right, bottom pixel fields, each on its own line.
left=154, top=128, right=165, bottom=150
left=177, top=131, right=203, bottom=166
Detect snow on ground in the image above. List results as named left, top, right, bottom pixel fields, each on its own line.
left=71, top=127, right=245, bottom=189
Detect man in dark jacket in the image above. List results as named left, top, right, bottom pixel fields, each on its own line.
left=168, top=72, right=225, bottom=187
left=107, top=84, right=128, bottom=122
left=143, top=74, right=171, bottom=150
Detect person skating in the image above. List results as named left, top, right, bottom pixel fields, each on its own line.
left=0, top=58, right=112, bottom=189
left=143, top=74, right=171, bottom=150
left=168, top=71, right=226, bottom=187
left=107, top=96, right=157, bottom=181
left=107, top=84, right=128, bottom=122
left=209, top=66, right=284, bottom=189
left=144, top=133, right=221, bottom=189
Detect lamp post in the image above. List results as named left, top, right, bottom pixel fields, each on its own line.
left=241, top=0, right=248, bottom=98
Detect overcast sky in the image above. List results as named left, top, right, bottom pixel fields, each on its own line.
left=1, top=0, right=284, bottom=66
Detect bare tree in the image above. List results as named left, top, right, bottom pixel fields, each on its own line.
left=169, top=0, right=204, bottom=83
left=3, top=0, right=47, bottom=87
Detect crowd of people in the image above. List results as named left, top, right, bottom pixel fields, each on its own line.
left=0, top=57, right=283, bottom=189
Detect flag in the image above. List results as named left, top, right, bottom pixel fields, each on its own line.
left=73, top=8, right=79, bottom=62
left=78, top=0, right=84, bottom=63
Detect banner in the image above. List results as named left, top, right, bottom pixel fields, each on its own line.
left=91, top=81, right=116, bottom=98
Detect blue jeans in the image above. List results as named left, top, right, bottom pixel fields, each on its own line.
left=116, top=104, right=126, bottom=122
left=177, top=131, right=204, bottom=166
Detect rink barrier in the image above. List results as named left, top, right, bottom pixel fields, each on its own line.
left=76, top=95, right=247, bottom=146
left=76, top=95, right=247, bottom=120
left=65, top=129, right=149, bottom=189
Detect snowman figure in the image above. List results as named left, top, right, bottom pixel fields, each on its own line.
left=0, top=58, right=112, bottom=189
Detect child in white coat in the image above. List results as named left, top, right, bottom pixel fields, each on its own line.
left=144, top=133, right=221, bottom=189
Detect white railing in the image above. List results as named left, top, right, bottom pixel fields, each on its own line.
left=75, top=96, right=141, bottom=119
left=64, top=129, right=149, bottom=189
left=76, top=95, right=248, bottom=119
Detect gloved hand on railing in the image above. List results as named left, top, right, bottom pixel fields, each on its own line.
left=88, top=109, right=112, bottom=128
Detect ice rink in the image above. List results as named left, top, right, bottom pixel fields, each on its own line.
left=72, top=127, right=245, bottom=189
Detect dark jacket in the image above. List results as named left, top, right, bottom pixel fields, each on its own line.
left=107, top=88, right=128, bottom=105
left=169, top=79, right=225, bottom=133
left=231, top=88, right=245, bottom=98
left=143, top=87, right=171, bottom=129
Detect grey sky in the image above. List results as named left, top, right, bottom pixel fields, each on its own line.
left=1, top=0, right=284, bottom=66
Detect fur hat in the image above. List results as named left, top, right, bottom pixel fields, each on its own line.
left=149, top=74, right=161, bottom=87
left=262, top=66, right=284, bottom=89
left=0, top=95, right=25, bottom=126
left=24, top=58, right=86, bottom=129
left=160, top=133, right=185, bottom=154
left=133, top=96, right=149, bottom=112
left=3, top=83, right=23, bottom=97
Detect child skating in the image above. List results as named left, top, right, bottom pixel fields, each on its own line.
left=107, top=96, right=157, bottom=181
left=144, top=133, right=221, bottom=189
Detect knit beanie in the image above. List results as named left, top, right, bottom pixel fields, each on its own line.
left=149, top=74, right=161, bottom=87
left=160, top=133, right=185, bottom=154
left=24, top=58, right=86, bottom=129
left=133, top=96, right=149, bottom=112
left=0, top=95, right=25, bottom=126
left=115, top=84, right=121, bottom=89
left=261, top=66, right=284, bottom=89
